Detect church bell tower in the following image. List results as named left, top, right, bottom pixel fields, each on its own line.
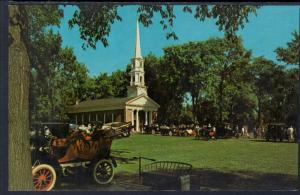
left=127, top=19, right=148, bottom=97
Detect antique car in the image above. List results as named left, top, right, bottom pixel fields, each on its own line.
left=30, top=122, right=126, bottom=191
left=217, top=123, right=239, bottom=139
left=143, top=124, right=152, bottom=134
left=159, top=124, right=173, bottom=136
left=265, top=123, right=287, bottom=142
left=101, top=121, right=132, bottom=137
left=148, top=124, right=160, bottom=134
left=173, top=124, right=196, bottom=137
left=195, top=125, right=216, bottom=140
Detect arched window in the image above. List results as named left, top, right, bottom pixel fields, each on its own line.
left=140, top=76, right=142, bottom=83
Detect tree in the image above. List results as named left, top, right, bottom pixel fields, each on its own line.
left=275, top=31, right=299, bottom=65
left=110, top=69, right=130, bottom=97
left=29, top=30, right=62, bottom=122
left=144, top=53, right=186, bottom=124
left=162, top=41, right=222, bottom=123
left=274, top=32, right=299, bottom=126
left=209, top=37, right=252, bottom=126
left=95, top=73, right=113, bottom=98
left=249, top=57, right=297, bottom=127
left=144, top=37, right=253, bottom=126
left=8, top=5, right=63, bottom=190
left=282, top=68, right=298, bottom=126
left=52, top=47, right=89, bottom=121
left=9, top=5, right=33, bottom=190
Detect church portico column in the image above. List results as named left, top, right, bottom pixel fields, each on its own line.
left=149, top=111, right=153, bottom=125
left=145, top=110, right=148, bottom=125
left=131, top=109, right=134, bottom=126
left=136, top=109, right=140, bottom=132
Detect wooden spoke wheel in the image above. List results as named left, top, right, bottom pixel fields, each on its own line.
left=93, top=159, right=114, bottom=185
left=32, top=164, right=57, bottom=191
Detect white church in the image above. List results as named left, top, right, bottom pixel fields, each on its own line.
left=67, top=20, right=160, bottom=132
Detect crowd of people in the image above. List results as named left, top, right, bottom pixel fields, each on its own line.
left=142, top=122, right=297, bottom=141
left=68, top=121, right=296, bottom=142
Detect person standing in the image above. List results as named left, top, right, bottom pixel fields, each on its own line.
left=241, top=127, right=245, bottom=137
left=287, top=126, right=294, bottom=141
left=253, top=126, right=257, bottom=138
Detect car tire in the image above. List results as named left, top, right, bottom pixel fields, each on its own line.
left=32, top=164, right=57, bottom=191
left=93, top=159, right=114, bottom=185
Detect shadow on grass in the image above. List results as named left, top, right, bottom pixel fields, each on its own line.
left=114, top=168, right=298, bottom=191
left=190, top=168, right=298, bottom=191
left=55, top=168, right=298, bottom=191
left=249, top=139, right=297, bottom=144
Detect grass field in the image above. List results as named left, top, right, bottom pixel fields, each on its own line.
left=112, top=134, right=298, bottom=176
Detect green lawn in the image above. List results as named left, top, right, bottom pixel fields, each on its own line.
left=111, top=134, right=298, bottom=176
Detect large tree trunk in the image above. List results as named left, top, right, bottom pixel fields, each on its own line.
left=8, top=5, right=33, bottom=191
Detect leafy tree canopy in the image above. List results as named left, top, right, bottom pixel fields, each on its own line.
left=275, top=31, right=299, bottom=65
left=68, top=5, right=259, bottom=49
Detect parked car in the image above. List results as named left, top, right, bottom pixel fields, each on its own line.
left=201, top=126, right=217, bottom=140
left=143, top=124, right=152, bottom=134
left=172, top=124, right=196, bottom=137
left=217, top=123, right=239, bottom=139
left=159, top=124, right=172, bottom=136
left=265, top=123, right=287, bottom=142
left=101, top=122, right=132, bottom=137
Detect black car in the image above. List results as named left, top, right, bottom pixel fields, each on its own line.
left=265, top=123, right=287, bottom=142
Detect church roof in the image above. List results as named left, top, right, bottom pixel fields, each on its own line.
left=67, top=94, right=160, bottom=113
left=67, top=96, right=135, bottom=113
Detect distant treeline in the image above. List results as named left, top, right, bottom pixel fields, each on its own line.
left=30, top=33, right=298, bottom=129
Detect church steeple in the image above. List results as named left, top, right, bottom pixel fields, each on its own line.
left=127, top=19, right=148, bottom=97
left=134, top=19, right=142, bottom=59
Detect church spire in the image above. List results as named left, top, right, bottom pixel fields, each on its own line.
left=127, top=18, right=147, bottom=97
left=134, top=19, right=142, bottom=58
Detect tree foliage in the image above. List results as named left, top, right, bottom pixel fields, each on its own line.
left=143, top=37, right=297, bottom=128
left=275, top=31, right=299, bottom=65
left=68, top=5, right=259, bottom=49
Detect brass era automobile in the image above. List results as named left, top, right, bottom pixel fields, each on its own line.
left=30, top=122, right=131, bottom=191
left=265, top=123, right=287, bottom=142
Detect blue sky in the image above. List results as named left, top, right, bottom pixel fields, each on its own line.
left=52, top=5, right=299, bottom=76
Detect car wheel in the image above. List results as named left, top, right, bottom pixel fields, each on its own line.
left=93, top=159, right=114, bottom=185
left=32, top=164, right=57, bottom=191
